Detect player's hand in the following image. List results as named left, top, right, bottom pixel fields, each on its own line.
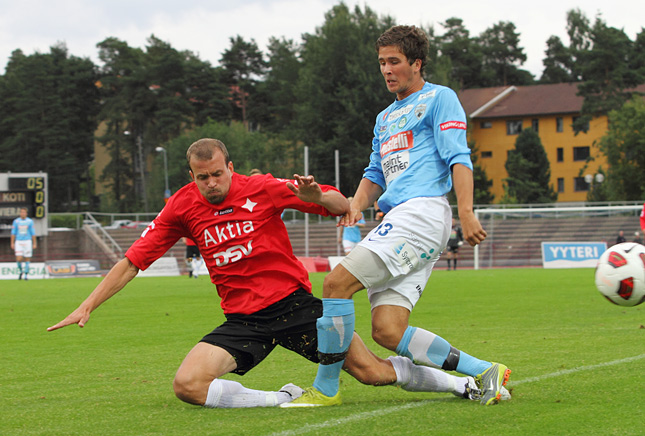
left=286, top=174, right=323, bottom=203
left=47, top=307, right=91, bottom=331
left=339, top=208, right=363, bottom=227
left=460, top=214, right=487, bottom=246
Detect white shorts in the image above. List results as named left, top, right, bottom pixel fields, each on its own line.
left=14, top=239, right=33, bottom=258
left=341, top=197, right=451, bottom=310
left=342, top=240, right=358, bottom=254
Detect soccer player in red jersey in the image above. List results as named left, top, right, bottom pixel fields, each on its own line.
left=48, top=138, right=482, bottom=408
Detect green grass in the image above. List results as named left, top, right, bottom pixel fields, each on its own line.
left=1, top=268, right=643, bottom=435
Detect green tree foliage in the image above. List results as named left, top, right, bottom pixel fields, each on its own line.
left=479, top=21, right=533, bottom=86
left=469, top=141, right=495, bottom=204
left=157, top=120, right=302, bottom=201
left=576, top=21, right=643, bottom=127
left=95, top=37, right=147, bottom=212
left=597, top=97, right=645, bottom=200
left=220, top=36, right=267, bottom=128
left=437, top=18, right=483, bottom=90
left=253, top=37, right=302, bottom=133
left=0, top=44, right=99, bottom=211
left=293, top=3, right=393, bottom=192
left=540, top=35, right=576, bottom=83
left=96, top=36, right=232, bottom=212
left=504, top=129, right=557, bottom=203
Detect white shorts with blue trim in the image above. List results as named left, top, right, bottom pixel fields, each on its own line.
left=340, top=196, right=451, bottom=310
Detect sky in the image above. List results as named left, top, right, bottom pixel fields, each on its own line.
left=0, top=0, right=643, bottom=78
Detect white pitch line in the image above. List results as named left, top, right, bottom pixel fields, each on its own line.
left=266, top=354, right=645, bottom=436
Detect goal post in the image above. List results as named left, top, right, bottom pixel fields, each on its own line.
left=473, top=204, right=643, bottom=270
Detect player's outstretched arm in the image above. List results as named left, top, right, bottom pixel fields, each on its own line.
left=287, top=174, right=350, bottom=216
left=47, top=258, right=139, bottom=331
left=339, top=179, right=382, bottom=227
left=452, top=164, right=487, bottom=246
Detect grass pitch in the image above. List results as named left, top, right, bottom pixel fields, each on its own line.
left=1, top=268, right=643, bottom=435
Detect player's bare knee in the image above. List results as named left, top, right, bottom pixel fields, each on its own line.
left=172, top=372, right=203, bottom=405
left=322, top=272, right=348, bottom=299
left=371, top=327, right=400, bottom=351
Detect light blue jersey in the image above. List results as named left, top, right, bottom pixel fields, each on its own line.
left=364, top=82, right=473, bottom=214
left=342, top=218, right=365, bottom=243
left=11, top=217, right=35, bottom=241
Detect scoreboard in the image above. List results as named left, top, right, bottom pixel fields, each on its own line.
left=0, top=172, right=48, bottom=237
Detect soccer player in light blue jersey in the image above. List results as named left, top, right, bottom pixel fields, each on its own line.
left=11, top=207, right=37, bottom=280
left=286, top=25, right=511, bottom=408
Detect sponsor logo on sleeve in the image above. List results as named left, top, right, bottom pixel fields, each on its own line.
left=439, top=121, right=467, bottom=131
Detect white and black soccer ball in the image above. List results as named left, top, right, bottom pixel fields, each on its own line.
left=595, top=242, right=645, bottom=307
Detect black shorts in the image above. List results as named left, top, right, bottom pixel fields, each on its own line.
left=200, top=288, right=322, bottom=375
left=447, top=244, right=459, bottom=253
left=186, top=245, right=200, bottom=258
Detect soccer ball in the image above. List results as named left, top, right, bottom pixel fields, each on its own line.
left=594, top=242, right=645, bottom=307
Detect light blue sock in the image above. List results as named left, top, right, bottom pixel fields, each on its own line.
left=313, top=299, right=355, bottom=397
left=17, top=261, right=23, bottom=272
left=395, top=326, right=490, bottom=376
left=24, top=261, right=30, bottom=275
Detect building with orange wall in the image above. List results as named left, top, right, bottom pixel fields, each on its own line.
left=458, top=83, right=645, bottom=203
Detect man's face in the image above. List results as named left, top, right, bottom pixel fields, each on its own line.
left=19, top=209, right=27, bottom=219
left=378, top=45, right=422, bottom=100
left=189, top=150, right=234, bottom=204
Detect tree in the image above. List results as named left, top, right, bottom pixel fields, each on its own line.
left=95, top=37, right=148, bottom=212
left=0, top=44, right=99, bottom=211
left=292, top=3, right=393, bottom=193
left=437, top=18, right=483, bottom=89
left=573, top=14, right=644, bottom=133
left=253, top=37, right=302, bottom=133
left=479, top=21, right=533, bottom=86
left=504, top=129, right=557, bottom=203
left=219, top=36, right=267, bottom=128
left=597, top=96, right=645, bottom=200
left=540, top=36, right=576, bottom=83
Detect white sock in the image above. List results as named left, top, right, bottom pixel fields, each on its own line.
left=204, top=379, right=291, bottom=408
left=389, top=356, right=466, bottom=396
left=193, top=258, right=203, bottom=277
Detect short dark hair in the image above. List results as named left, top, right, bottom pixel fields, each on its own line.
left=376, top=25, right=429, bottom=74
left=186, top=138, right=230, bottom=170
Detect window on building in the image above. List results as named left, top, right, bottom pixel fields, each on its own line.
left=506, top=120, right=522, bottom=135
left=557, top=178, right=564, bottom=193
left=556, top=117, right=563, bottom=132
left=573, top=146, right=590, bottom=161
left=574, top=177, right=589, bottom=192
left=557, top=147, right=564, bottom=162
left=532, top=119, right=539, bottom=132
left=481, top=151, right=493, bottom=158
left=480, top=121, right=492, bottom=129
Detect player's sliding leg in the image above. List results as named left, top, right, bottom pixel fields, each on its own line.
left=388, top=356, right=480, bottom=399
left=174, top=342, right=303, bottom=408
left=395, top=326, right=511, bottom=405
left=204, top=379, right=303, bottom=408
left=282, top=299, right=355, bottom=407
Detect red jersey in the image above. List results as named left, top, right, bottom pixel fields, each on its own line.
left=125, top=172, right=340, bottom=314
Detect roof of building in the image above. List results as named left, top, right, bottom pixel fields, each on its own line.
left=459, top=83, right=645, bottom=119
left=458, top=83, right=585, bottom=119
